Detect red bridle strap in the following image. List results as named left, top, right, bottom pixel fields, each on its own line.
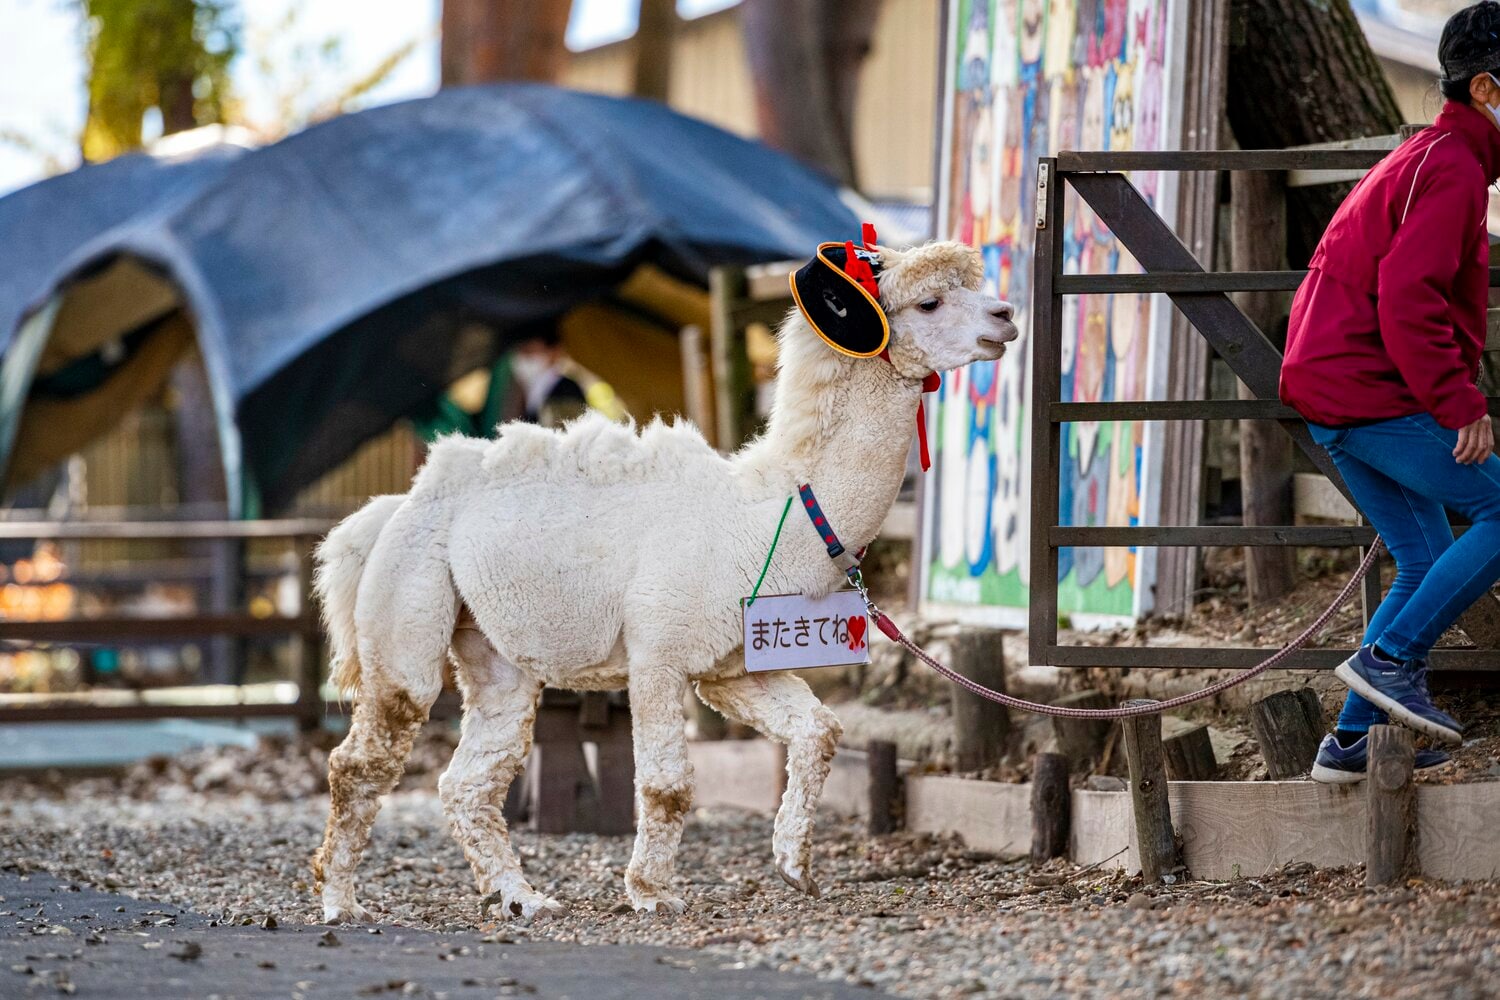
left=880, top=348, right=941, bottom=472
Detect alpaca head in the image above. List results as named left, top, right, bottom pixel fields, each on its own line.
left=875, top=240, right=1017, bottom=379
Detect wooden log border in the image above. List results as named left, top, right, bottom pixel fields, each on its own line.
left=685, top=741, right=1500, bottom=881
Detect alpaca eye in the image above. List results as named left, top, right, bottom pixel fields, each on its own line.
left=919, top=298, right=942, bottom=313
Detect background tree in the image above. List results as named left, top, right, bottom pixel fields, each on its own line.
left=633, top=0, right=679, bottom=102
left=1225, top=0, right=1403, bottom=606
left=739, top=0, right=883, bottom=188
left=1226, top=0, right=1403, bottom=265
left=80, top=0, right=239, bottom=161
left=440, top=0, right=575, bottom=86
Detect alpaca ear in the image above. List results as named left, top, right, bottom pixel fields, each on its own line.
left=789, top=241, right=891, bottom=358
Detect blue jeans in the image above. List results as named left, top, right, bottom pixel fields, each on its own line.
left=1308, top=413, right=1500, bottom=732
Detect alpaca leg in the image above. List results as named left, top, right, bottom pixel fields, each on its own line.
left=439, top=627, right=558, bottom=922
left=624, top=669, right=693, bottom=914
left=312, top=683, right=437, bottom=923
left=696, top=672, right=842, bottom=897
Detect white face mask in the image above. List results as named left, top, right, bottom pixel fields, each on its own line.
left=1485, top=73, right=1500, bottom=129
left=510, top=353, right=552, bottom=388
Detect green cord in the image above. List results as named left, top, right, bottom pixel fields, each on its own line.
left=745, top=495, right=794, bottom=607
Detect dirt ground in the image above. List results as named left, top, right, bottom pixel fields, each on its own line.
left=1, top=778, right=1497, bottom=1000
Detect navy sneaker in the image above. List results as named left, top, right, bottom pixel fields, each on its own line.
left=1310, top=733, right=1454, bottom=784
left=1362, top=657, right=1429, bottom=728
left=1334, top=645, right=1463, bottom=745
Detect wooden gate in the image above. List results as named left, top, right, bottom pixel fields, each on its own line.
left=1029, top=146, right=1500, bottom=675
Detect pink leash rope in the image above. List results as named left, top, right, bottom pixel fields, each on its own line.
left=866, top=540, right=1384, bottom=720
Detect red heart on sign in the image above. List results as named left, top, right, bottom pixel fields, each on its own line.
left=847, top=615, right=867, bottom=651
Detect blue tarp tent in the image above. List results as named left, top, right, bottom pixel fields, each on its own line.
left=0, top=84, right=862, bottom=512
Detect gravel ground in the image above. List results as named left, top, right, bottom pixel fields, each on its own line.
left=3, top=785, right=1499, bottom=999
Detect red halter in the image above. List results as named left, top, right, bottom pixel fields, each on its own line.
left=851, top=224, right=940, bottom=472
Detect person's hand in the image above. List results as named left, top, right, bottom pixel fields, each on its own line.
left=1454, top=415, right=1495, bottom=465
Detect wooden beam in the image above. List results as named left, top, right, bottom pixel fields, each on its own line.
left=1154, top=0, right=1227, bottom=623
left=1051, top=525, right=1374, bottom=547
left=1366, top=725, right=1417, bottom=887
left=1045, top=645, right=1500, bottom=671
left=1057, top=148, right=1387, bottom=172
left=1051, top=399, right=1300, bottom=422
left=1029, top=752, right=1070, bottom=865
left=867, top=739, right=900, bottom=836
left=708, top=266, right=758, bottom=451
left=1055, top=271, right=1306, bottom=294
left=1232, top=167, right=1296, bottom=605
left=0, top=519, right=330, bottom=540
left=903, top=775, right=1031, bottom=857
left=948, top=628, right=1010, bottom=771
left=0, top=614, right=318, bottom=641
left=1120, top=701, right=1180, bottom=882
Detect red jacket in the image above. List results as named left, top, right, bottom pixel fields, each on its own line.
left=1281, top=102, right=1500, bottom=430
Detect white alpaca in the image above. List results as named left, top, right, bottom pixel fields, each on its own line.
left=309, top=240, right=1017, bottom=923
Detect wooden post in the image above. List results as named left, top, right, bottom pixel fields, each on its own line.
left=1366, top=725, right=1417, bottom=887
left=293, top=534, right=323, bottom=732
left=1250, top=688, right=1323, bottom=779
left=708, top=267, right=757, bottom=452
left=948, top=628, right=1010, bottom=771
left=502, top=767, right=529, bottom=825
left=1162, top=724, right=1218, bottom=781
left=678, top=325, right=717, bottom=448
left=1231, top=167, right=1296, bottom=606
left=1153, top=0, right=1227, bottom=621
left=867, top=739, right=900, bottom=836
left=1294, top=687, right=1325, bottom=731
left=631, top=0, right=677, bottom=102
left=1029, top=752, right=1070, bottom=865
left=530, top=691, right=591, bottom=834
left=1051, top=690, right=1113, bottom=771
left=207, top=537, right=246, bottom=685
left=590, top=696, right=635, bottom=836
left=1121, top=700, right=1179, bottom=882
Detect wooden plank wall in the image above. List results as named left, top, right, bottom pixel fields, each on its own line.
left=1153, top=0, right=1229, bottom=619
left=563, top=0, right=939, bottom=201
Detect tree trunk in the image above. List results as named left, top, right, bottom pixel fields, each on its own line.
left=1226, top=0, right=1403, bottom=265
left=1250, top=689, right=1323, bottom=779
left=1231, top=169, right=1296, bottom=605
left=158, top=72, right=198, bottom=136
left=632, top=0, right=678, bottom=102
left=739, top=0, right=881, bottom=188
left=441, top=0, right=574, bottom=87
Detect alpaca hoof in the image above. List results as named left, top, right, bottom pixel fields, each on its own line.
left=480, top=887, right=566, bottom=923
left=630, top=895, right=687, bottom=915
left=323, top=901, right=373, bottom=925
left=777, top=864, right=821, bottom=899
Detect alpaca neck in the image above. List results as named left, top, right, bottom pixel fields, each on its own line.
left=738, top=339, right=923, bottom=553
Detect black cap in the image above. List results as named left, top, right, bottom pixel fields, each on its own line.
left=790, top=242, right=890, bottom=358
left=1441, top=2, right=1500, bottom=84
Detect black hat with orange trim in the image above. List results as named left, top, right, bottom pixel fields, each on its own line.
left=790, top=223, right=889, bottom=358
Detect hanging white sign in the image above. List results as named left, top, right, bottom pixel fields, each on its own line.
left=742, top=590, right=872, bottom=673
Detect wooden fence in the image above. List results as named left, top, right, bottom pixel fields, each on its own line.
left=1029, top=145, right=1500, bottom=675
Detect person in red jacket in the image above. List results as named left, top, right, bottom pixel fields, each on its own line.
left=1281, top=3, right=1500, bottom=782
